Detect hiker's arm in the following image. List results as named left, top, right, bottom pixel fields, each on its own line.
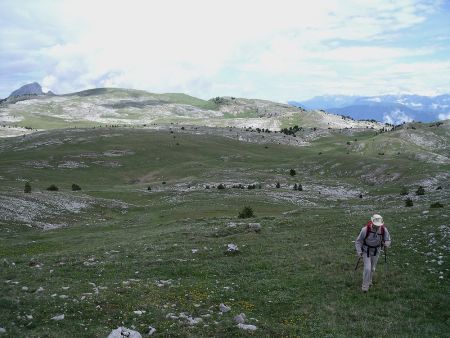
left=384, top=227, right=392, bottom=248
left=355, top=227, right=365, bottom=255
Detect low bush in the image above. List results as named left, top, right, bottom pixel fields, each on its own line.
left=24, top=182, right=31, bottom=193
left=47, top=184, right=59, bottom=191
left=238, top=206, right=254, bottom=219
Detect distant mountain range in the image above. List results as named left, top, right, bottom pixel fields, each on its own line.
left=289, top=94, right=450, bottom=124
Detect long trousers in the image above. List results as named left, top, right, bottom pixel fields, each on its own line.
left=362, top=253, right=380, bottom=291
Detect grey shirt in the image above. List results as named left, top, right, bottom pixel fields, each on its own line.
left=355, top=225, right=391, bottom=256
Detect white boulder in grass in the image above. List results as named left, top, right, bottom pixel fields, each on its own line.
left=0, top=327, right=6, bottom=334
left=219, top=303, right=231, bottom=313
left=237, top=323, right=257, bottom=331
left=248, top=223, right=262, bottom=232
left=51, top=314, right=64, bottom=321
left=107, top=326, right=142, bottom=338
left=147, top=326, right=156, bottom=336
left=233, top=313, right=246, bottom=324
left=226, top=243, right=239, bottom=253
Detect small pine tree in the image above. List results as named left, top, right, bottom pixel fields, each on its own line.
left=217, top=183, right=225, bottom=190
left=416, top=186, right=425, bottom=196
left=46, top=184, right=59, bottom=191
left=72, top=184, right=81, bottom=191
left=430, top=202, right=444, bottom=208
left=298, top=184, right=303, bottom=191
left=293, top=183, right=298, bottom=190
left=276, top=182, right=281, bottom=188
left=147, top=186, right=152, bottom=191
left=238, top=206, right=254, bottom=219
left=405, top=198, right=413, bottom=207
left=289, top=169, right=296, bottom=176
left=24, top=182, right=31, bottom=193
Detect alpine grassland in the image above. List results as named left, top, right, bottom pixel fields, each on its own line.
left=0, top=124, right=449, bottom=337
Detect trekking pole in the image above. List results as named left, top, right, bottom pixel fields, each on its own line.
left=354, top=256, right=362, bottom=271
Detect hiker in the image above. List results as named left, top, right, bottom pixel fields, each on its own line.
left=355, top=214, right=391, bottom=292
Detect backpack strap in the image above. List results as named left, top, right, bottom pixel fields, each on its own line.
left=363, top=222, right=372, bottom=257
left=364, top=221, right=373, bottom=241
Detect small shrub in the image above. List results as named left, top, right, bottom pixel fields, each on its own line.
left=416, top=186, right=425, bottom=196
left=24, top=182, right=31, bottom=193
left=359, top=194, right=363, bottom=199
left=400, top=187, right=408, bottom=196
left=217, top=183, right=225, bottom=190
left=289, top=169, right=296, bottom=176
left=72, top=184, right=81, bottom=191
left=436, top=186, right=442, bottom=190
left=162, top=181, right=166, bottom=185
left=147, top=186, right=152, bottom=191
left=205, top=185, right=210, bottom=189
left=293, top=183, right=298, bottom=190
left=238, top=206, right=254, bottom=219
left=298, top=184, right=303, bottom=191
left=46, top=184, right=59, bottom=191
left=405, top=198, right=413, bottom=207
left=430, top=202, right=444, bottom=208
left=276, top=182, right=281, bottom=188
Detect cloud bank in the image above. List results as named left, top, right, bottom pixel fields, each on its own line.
left=0, top=0, right=449, bottom=102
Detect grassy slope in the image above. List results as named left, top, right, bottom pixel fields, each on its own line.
left=0, top=127, right=449, bottom=337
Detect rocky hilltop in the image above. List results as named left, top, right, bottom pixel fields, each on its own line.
left=9, top=82, right=44, bottom=97
left=0, top=86, right=384, bottom=137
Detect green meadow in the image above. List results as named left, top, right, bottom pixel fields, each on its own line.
left=0, top=126, right=448, bottom=337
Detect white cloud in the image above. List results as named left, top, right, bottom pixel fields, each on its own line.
left=383, top=109, right=414, bottom=124
left=0, top=0, right=448, bottom=100
left=438, top=112, right=450, bottom=120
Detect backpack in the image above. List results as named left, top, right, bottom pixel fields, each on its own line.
left=363, top=221, right=386, bottom=257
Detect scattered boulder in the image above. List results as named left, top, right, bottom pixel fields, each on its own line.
left=219, top=303, right=231, bottom=313
left=234, top=313, right=246, bottom=324
left=237, top=323, right=257, bottom=331
left=226, top=243, right=239, bottom=253
left=107, top=327, right=142, bottom=338
left=147, top=326, right=156, bottom=336
left=0, top=327, right=6, bottom=334
left=248, top=223, right=262, bottom=232
left=50, top=314, right=64, bottom=321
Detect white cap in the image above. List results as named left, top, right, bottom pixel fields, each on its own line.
left=371, top=214, right=384, bottom=226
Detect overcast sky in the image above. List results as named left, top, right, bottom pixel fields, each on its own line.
left=1, top=0, right=449, bottom=101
